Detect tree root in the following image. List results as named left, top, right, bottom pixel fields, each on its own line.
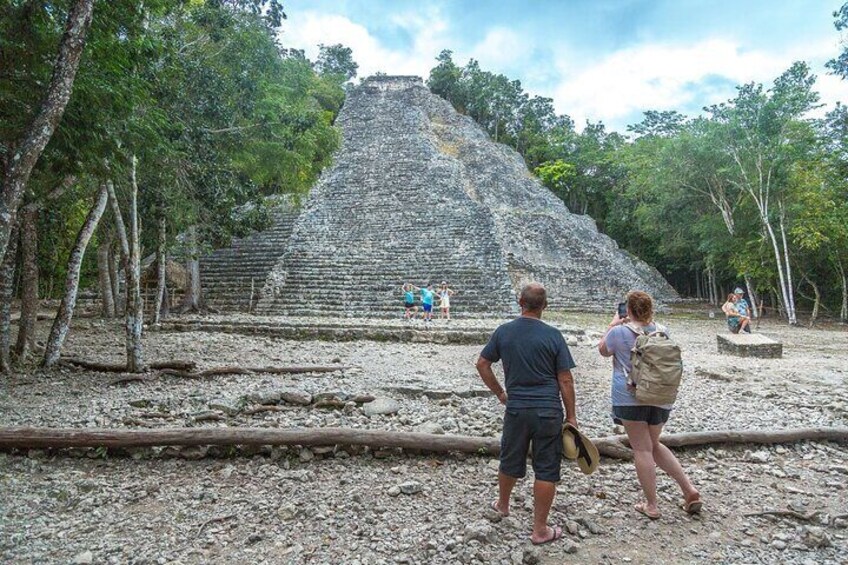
left=196, top=514, right=235, bottom=538
left=108, top=374, right=155, bottom=386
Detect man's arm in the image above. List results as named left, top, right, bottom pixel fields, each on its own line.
left=558, top=369, right=577, bottom=427
left=476, top=356, right=507, bottom=405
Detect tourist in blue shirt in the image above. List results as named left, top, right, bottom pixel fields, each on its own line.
left=476, top=283, right=578, bottom=546
left=401, top=283, right=418, bottom=319
left=420, top=284, right=436, bottom=322
left=733, top=288, right=752, bottom=333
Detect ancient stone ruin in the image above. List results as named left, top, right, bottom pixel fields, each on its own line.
left=201, top=75, right=677, bottom=316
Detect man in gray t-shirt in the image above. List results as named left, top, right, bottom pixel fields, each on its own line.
left=476, top=283, right=577, bottom=546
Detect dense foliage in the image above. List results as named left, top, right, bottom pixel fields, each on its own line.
left=0, top=0, right=344, bottom=295
left=428, top=22, right=848, bottom=323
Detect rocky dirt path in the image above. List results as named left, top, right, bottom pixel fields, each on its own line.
left=0, top=313, right=846, bottom=563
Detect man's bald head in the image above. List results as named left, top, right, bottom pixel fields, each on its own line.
left=519, top=283, right=547, bottom=314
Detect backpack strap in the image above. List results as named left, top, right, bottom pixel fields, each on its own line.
left=623, top=322, right=645, bottom=336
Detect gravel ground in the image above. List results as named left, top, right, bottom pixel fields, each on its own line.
left=1, top=312, right=846, bottom=563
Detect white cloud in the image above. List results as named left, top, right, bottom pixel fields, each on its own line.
left=279, top=9, right=449, bottom=79
left=550, top=37, right=845, bottom=130
left=279, top=9, right=845, bottom=132
left=469, top=27, right=527, bottom=69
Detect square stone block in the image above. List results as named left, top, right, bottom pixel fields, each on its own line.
left=716, top=333, right=783, bottom=358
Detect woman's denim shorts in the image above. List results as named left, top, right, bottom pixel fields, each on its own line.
left=612, top=405, right=671, bottom=426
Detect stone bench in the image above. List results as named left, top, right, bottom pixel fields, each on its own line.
left=716, top=333, right=783, bottom=359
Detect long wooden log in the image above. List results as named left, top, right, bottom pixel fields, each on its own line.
left=60, top=358, right=196, bottom=372
left=0, top=427, right=501, bottom=454
left=158, top=365, right=352, bottom=379
left=0, top=426, right=845, bottom=459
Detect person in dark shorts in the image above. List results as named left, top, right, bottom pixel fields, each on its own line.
left=420, top=283, right=436, bottom=323
left=476, top=283, right=578, bottom=546
left=401, top=283, right=418, bottom=319
left=599, top=290, right=702, bottom=520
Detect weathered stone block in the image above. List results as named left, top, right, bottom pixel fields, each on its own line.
left=716, top=333, right=783, bottom=358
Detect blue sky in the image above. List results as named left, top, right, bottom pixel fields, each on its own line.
left=280, top=1, right=847, bottom=131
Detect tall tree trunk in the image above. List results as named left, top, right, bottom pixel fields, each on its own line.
left=107, top=180, right=129, bottom=316
left=807, top=277, right=820, bottom=328
left=125, top=155, right=143, bottom=372
left=180, top=225, right=203, bottom=313
left=743, top=275, right=758, bottom=319
left=762, top=217, right=793, bottom=324
left=778, top=205, right=796, bottom=325
left=153, top=215, right=166, bottom=325
left=96, top=236, right=115, bottom=318
left=0, top=223, right=20, bottom=372
left=837, top=260, right=848, bottom=324
left=695, top=270, right=702, bottom=301
left=41, top=185, right=108, bottom=368
left=109, top=242, right=121, bottom=314
left=14, top=208, right=39, bottom=361
left=0, top=0, right=95, bottom=262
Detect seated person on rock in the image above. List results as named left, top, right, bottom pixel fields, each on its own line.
left=733, top=287, right=753, bottom=333
left=722, top=293, right=750, bottom=334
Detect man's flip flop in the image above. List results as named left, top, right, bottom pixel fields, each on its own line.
left=634, top=503, right=661, bottom=520
left=490, top=500, right=509, bottom=518
left=682, top=499, right=703, bottom=515
left=531, top=525, right=563, bottom=546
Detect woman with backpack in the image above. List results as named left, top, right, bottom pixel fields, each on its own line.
left=598, top=290, right=702, bottom=520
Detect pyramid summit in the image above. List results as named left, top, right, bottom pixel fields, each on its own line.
left=202, top=75, right=677, bottom=316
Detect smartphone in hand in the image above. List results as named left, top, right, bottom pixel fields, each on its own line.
left=617, top=302, right=627, bottom=318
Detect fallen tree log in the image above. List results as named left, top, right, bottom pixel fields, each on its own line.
left=599, top=427, right=848, bottom=456
left=60, top=358, right=196, bottom=372
left=0, top=426, right=845, bottom=459
left=158, top=365, right=352, bottom=379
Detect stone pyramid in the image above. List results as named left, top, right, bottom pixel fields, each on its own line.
left=239, top=75, right=677, bottom=317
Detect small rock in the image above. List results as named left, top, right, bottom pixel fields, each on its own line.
left=565, top=520, right=579, bottom=536
left=561, top=538, right=579, bottom=554
left=416, top=422, right=445, bottom=435
left=247, top=533, right=263, bottom=544
left=771, top=540, right=787, bottom=550
left=746, top=450, right=770, bottom=464
left=277, top=503, right=298, bottom=520
left=363, top=397, right=401, bottom=416
left=298, top=448, right=314, bottom=462
left=521, top=546, right=541, bottom=564
left=280, top=389, right=312, bottom=406
left=387, top=486, right=401, bottom=497
left=177, top=446, right=208, bottom=460
left=208, top=399, right=239, bottom=415
left=802, top=526, right=831, bottom=548
left=244, top=391, right=281, bottom=405
left=398, top=481, right=422, bottom=495
left=463, top=520, right=495, bottom=543
left=73, top=551, right=94, bottom=564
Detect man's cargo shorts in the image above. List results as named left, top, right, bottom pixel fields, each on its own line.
left=499, top=407, right=563, bottom=482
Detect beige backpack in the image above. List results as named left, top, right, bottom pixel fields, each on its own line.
left=625, top=323, right=683, bottom=406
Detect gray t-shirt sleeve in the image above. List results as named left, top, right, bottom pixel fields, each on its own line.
left=481, top=328, right=501, bottom=362
left=555, top=333, right=576, bottom=372
left=605, top=326, right=624, bottom=355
